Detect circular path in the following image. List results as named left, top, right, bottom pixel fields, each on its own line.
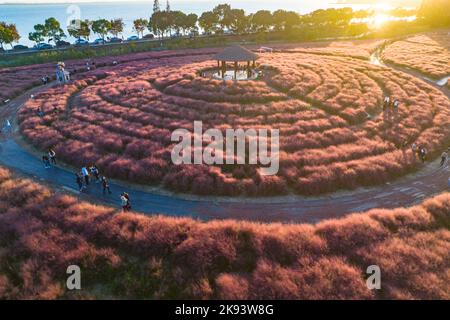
left=0, top=44, right=449, bottom=223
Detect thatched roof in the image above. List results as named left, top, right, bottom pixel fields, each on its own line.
left=213, top=46, right=259, bottom=62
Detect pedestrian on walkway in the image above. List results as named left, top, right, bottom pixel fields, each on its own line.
left=441, top=150, right=448, bottom=167
left=411, top=143, right=418, bottom=157
left=75, top=173, right=84, bottom=191
left=101, top=176, right=112, bottom=195
left=419, top=146, right=427, bottom=163
left=393, top=99, right=399, bottom=112
left=383, top=96, right=390, bottom=111
left=37, top=106, right=44, bottom=117
left=42, top=155, right=51, bottom=169
left=120, top=193, right=129, bottom=212
left=4, top=119, right=12, bottom=133
left=90, top=164, right=100, bottom=182
left=48, top=148, right=56, bottom=165
left=81, top=166, right=90, bottom=186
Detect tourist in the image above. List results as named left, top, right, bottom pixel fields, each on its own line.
left=419, top=146, right=427, bottom=163
left=383, top=96, right=390, bottom=110
left=42, top=155, right=51, bottom=169
left=389, top=98, right=394, bottom=112
left=101, top=176, right=112, bottom=195
left=90, top=164, right=100, bottom=182
left=411, top=143, right=418, bottom=156
left=3, top=119, right=12, bottom=133
left=441, top=150, right=448, bottom=167
left=393, top=99, right=399, bottom=112
left=81, top=166, right=90, bottom=185
left=37, top=106, right=44, bottom=117
left=75, top=173, right=84, bottom=191
left=48, top=148, right=56, bottom=165
left=120, top=193, right=129, bottom=212
left=120, top=192, right=131, bottom=212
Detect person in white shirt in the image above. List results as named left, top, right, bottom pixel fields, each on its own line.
left=81, top=166, right=90, bottom=185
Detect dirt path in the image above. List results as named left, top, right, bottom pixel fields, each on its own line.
left=0, top=46, right=449, bottom=223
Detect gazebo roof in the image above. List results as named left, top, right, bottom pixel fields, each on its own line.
left=213, top=46, right=259, bottom=62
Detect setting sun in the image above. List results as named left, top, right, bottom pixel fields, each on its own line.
left=373, top=13, right=391, bottom=27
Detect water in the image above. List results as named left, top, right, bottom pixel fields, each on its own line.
left=0, top=1, right=420, bottom=47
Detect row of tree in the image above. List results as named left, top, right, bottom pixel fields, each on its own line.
left=1, top=0, right=449, bottom=49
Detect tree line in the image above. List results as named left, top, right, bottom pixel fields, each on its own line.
left=0, top=0, right=449, bottom=49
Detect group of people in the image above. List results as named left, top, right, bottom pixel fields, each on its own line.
left=75, top=166, right=132, bottom=212
left=76, top=164, right=106, bottom=191
left=411, top=143, right=428, bottom=163
left=41, top=149, right=132, bottom=212
left=42, top=148, right=56, bottom=169
left=383, top=96, right=400, bottom=113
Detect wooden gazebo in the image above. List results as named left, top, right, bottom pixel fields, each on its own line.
left=213, top=46, right=259, bottom=80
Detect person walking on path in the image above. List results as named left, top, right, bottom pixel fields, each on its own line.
left=411, top=143, right=418, bottom=157
left=42, top=155, right=51, bottom=169
left=101, top=176, right=112, bottom=195
left=81, top=166, right=90, bottom=186
left=3, top=119, right=12, bottom=133
left=75, top=173, right=84, bottom=192
left=419, top=146, right=427, bottom=163
left=48, top=148, right=56, bottom=165
left=90, top=164, right=100, bottom=182
left=441, top=150, right=448, bottom=167
left=393, top=99, right=399, bottom=112
left=120, top=193, right=129, bottom=212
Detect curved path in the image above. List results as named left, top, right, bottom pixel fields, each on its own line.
left=0, top=45, right=449, bottom=224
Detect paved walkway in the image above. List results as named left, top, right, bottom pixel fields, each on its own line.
left=0, top=46, right=449, bottom=223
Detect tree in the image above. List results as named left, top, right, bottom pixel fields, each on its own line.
left=92, top=19, right=111, bottom=41
left=165, top=0, right=170, bottom=12
left=251, top=10, right=273, bottom=32
left=213, top=4, right=233, bottom=31
left=28, top=31, right=44, bottom=45
left=68, top=19, right=91, bottom=40
left=150, top=11, right=171, bottom=38
left=133, top=18, right=148, bottom=38
left=0, top=22, right=20, bottom=49
left=185, top=13, right=198, bottom=35
left=153, top=0, right=160, bottom=14
left=44, top=17, right=66, bottom=44
left=228, top=9, right=249, bottom=34
left=171, top=11, right=186, bottom=36
left=109, top=18, right=124, bottom=38
left=272, top=10, right=299, bottom=32
left=199, top=11, right=219, bottom=34
left=418, top=0, right=450, bottom=27
left=29, top=23, right=47, bottom=44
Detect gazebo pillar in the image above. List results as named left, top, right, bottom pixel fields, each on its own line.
left=252, top=60, right=256, bottom=68
left=221, top=61, right=226, bottom=78
left=247, top=61, right=251, bottom=78
left=217, top=60, right=220, bottom=75
left=234, top=61, right=238, bottom=80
